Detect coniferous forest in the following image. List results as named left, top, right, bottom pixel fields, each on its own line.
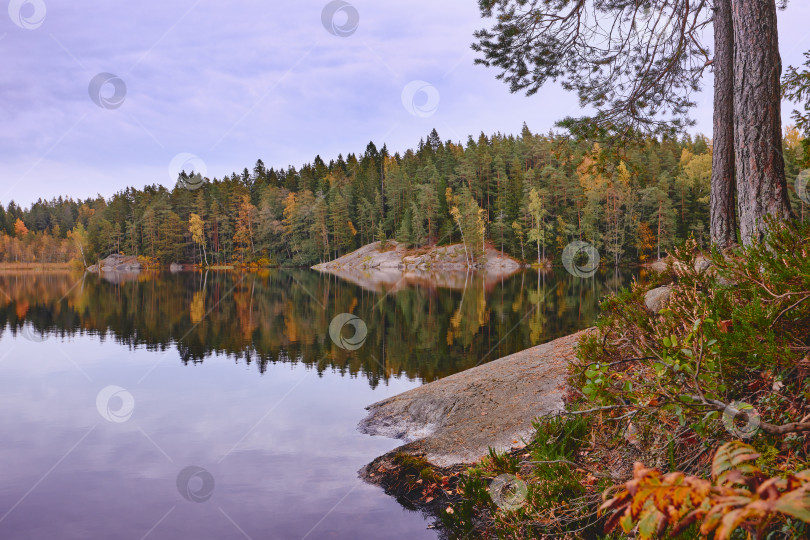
left=1, top=125, right=807, bottom=267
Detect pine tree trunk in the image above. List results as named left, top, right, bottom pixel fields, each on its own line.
left=657, top=200, right=662, bottom=261
left=710, top=0, right=738, bottom=249
left=457, top=223, right=470, bottom=267
left=732, top=0, right=793, bottom=246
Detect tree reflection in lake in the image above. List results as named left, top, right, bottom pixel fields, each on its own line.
left=0, top=268, right=638, bottom=386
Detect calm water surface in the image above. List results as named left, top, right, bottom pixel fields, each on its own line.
left=0, top=268, right=636, bottom=539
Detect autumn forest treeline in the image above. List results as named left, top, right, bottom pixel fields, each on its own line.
left=0, top=126, right=807, bottom=267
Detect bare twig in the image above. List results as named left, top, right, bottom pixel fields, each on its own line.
left=770, top=293, right=810, bottom=327
left=705, top=399, right=810, bottom=435
left=583, top=356, right=656, bottom=370
left=557, top=404, right=637, bottom=416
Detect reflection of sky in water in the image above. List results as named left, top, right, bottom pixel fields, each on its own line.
left=0, top=333, right=432, bottom=539
left=0, top=268, right=638, bottom=537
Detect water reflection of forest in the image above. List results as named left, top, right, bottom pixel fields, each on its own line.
left=0, top=269, right=638, bottom=387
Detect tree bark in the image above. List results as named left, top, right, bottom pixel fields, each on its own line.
left=732, top=0, right=793, bottom=246
left=710, top=0, right=737, bottom=249
left=657, top=200, right=662, bottom=261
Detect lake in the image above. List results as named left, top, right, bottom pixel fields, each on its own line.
left=0, top=268, right=637, bottom=539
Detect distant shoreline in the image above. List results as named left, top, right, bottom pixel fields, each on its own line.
left=0, top=262, right=75, bottom=272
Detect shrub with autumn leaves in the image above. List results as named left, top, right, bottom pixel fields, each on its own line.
left=601, top=442, right=810, bottom=539
left=439, top=219, right=810, bottom=539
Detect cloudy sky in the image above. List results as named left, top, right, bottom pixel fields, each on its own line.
left=2, top=0, right=809, bottom=207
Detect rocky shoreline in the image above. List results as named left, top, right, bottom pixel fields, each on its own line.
left=86, top=254, right=142, bottom=273
left=313, top=241, right=524, bottom=292
left=358, top=329, right=589, bottom=469
left=356, top=330, right=590, bottom=534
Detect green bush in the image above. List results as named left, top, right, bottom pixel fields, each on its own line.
left=447, top=218, right=810, bottom=539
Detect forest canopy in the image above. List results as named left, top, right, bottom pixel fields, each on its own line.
left=0, top=126, right=806, bottom=267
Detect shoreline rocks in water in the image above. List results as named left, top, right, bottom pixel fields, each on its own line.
left=313, top=241, right=524, bottom=292
left=314, top=241, right=523, bottom=272
left=359, top=329, right=589, bottom=469
left=86, top=254, right=141, bottom=274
